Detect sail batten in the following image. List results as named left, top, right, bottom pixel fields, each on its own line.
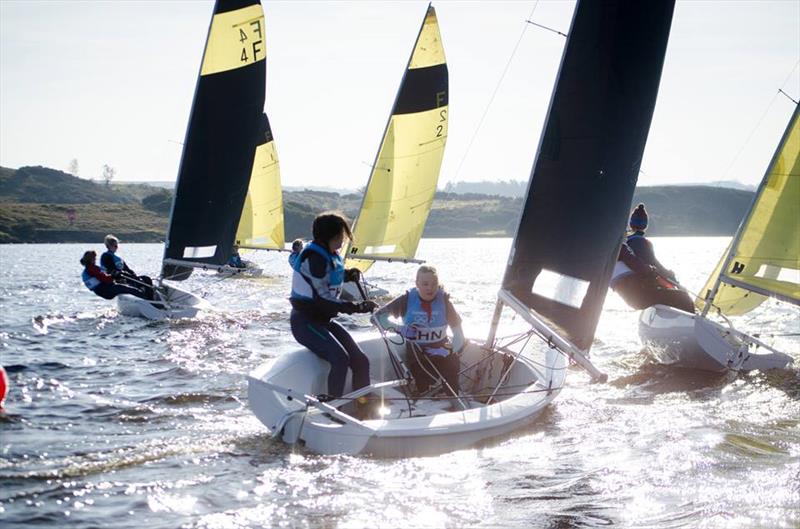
left=698, top=104, right=800, bottom=315
left=162, top=0, right=267, bottom=280
left=347, top=5, right=448, bottom=272
left=500, top=0, right=676, bottom=352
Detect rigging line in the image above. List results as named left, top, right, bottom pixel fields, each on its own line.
left=721, top=58, right=800, bottom=181
left=451, top=1, right=542, bottom=182
left=525, top=20, right=567, bottom=37
left=778, top=89, right=799, bottom=105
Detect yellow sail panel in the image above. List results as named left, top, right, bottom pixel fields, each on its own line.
left=409, top=7, right=446, bottom=69
left=347, top=5, right=448, bottom=273
left=697, top=107, right=800, bottom=314
left=349, top=105, right=448, bottom=272
left=201, top=4, right=266, bottom=76
left=235, top=140, right=284, bottom=250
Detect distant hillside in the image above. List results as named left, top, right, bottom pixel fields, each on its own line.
left=443, top=180, right=528, bottom=198
left=0, top=165, right=755, bottom=243
left=631, top=186, right=753, bottom=235
left=442, top=178, right=755, bottom=198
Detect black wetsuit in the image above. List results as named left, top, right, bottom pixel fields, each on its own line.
left=611, top=239, right=695, bottom=313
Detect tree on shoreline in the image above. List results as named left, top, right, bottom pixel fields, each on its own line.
left=102, top=164, right=116, bottom=186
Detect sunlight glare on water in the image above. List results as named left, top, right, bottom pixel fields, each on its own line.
left=0, top=239, right=798, bottom=529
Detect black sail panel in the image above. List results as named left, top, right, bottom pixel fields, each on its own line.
left=502, top=0, right=675, bottom=350
left=162, top=0, right=267, bottom=280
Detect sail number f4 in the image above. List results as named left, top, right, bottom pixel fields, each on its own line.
left=238, top=19, right=264, bottom=63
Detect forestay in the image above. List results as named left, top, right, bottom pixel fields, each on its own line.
left=347, top=4, right=448, bottom=272
left=697, top=104, right=800, bottom=315
left=499, top=0, right=675, bottom=352
left=163, top=0, right=268, bottom=280
left=235, top=113, right=284, bottom=251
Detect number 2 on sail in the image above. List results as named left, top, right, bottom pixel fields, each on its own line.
left=436, top=109, right=447, bottom=138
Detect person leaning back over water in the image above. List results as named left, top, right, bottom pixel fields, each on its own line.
left=100, top=234, right=155, bottom=297
left=81, top=250, right=152, bottom=301
left=610, top=204, right=695, bottom=313
left=374, top=265, right=466, bottom=398
left=289, top=212, right=377, bottom=404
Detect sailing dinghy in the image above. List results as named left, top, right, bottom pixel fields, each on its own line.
left=342, top=4, right=449, bottom=301
left=638, top=104, right=798, bottom=372
left=248, top=0, right=675, bottom=457
left=119, top=0, right=271, bottom=319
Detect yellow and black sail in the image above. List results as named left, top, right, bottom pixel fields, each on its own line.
left=697, top=104, right=800, bottom=314
left=346, top=5, right=448, bottom=272
left=235, top=112, right=284, bottom=251
left=163, top=0, right=268, bottom=280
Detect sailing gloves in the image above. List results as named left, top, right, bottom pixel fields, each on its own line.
left=355, top=300, right=378, bottom=313
left=343, top=300, right=378, bottom=314
left=344, top=268, right=362, bottom=283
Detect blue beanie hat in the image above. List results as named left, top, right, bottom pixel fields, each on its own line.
left=630, top=203, right=648, bottom=230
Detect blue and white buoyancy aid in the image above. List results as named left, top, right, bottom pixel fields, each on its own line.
left=403, top=288, right=448, bottom=349
left=81, top=269, right=101, bottom=291
left=100, top=251, right=125, bottom=273
left=290, top=242, right=345, bottom=302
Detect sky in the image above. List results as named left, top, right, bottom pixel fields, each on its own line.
left=1, top=0, right=798, bottom=190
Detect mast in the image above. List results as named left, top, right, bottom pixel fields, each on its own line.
left=488, top=0, right=676, bottom=379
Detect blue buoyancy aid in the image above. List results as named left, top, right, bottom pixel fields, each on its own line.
left=81, top=269, right=101, bottom=291
left=403, top=288, right=448, bottom=347
left=100, top=251, right=125, bottom=273
left=290, top=242, right=345, bottom=302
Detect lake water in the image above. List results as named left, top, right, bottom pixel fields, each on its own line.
left=1, top=238, right=798, bottom=529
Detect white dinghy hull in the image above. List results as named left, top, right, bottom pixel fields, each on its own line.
left=116, top=284, right=212, bottom=320
left=248, top=337, right=567, bottom=457
left=638, top=305, right=793, bottom=372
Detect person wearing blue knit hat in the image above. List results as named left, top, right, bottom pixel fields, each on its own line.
left=610, top=203, right=695, bottom=313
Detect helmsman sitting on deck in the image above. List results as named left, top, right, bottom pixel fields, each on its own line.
left=610, top=204, right=695, bottom=313
left=100, top=234, right=155, bottom=298
left=374, top=265, right=466, bottom=398
left=81, top=251, right=152, bottom=301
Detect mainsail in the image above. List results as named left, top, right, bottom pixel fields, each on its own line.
left=235, top=112, right=284, bottom=251
left=163, top=0, right=267, bottom=280
left=698, top=104, right=800, bottom=315
left=498, top=0, right=675, bottom=352
left=346, top=4, right=448, bottom=272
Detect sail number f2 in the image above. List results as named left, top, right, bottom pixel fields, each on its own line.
left=238, top=19, right=264, bottom=63
left=436, top=107, right=447, bottom=138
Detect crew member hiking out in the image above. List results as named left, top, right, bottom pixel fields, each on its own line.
left=81, top=251, right=152, bottom=301
left=100, top=234, right=155, bottom=298
left=610, top=204, right=695, bottom=313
